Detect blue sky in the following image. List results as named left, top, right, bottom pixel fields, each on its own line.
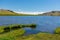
left=0, top=0, right=60, bottom=12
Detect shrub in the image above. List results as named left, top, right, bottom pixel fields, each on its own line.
left=0, top=26, right=5, bottom=33
left=11, top=25, right=21, bottom=30
left=54, top=27, right=60, bottom=34
left=29, top=24, right=36, bottom=28
left=0, top=29, right=25, bottom=40
left=4, top=27, right=10, bottom=32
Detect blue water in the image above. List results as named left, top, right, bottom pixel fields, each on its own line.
left=0, top=16, right=60, bottom=34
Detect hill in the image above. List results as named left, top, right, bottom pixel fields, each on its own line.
left=38, top=11, right=60, bottom=16
left=0, top=9, right=60, bottom=16
left=0, top=9, right=37, bottom=16
left=0, top=9, right=20, bottom=16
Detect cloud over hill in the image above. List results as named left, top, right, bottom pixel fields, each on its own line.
left=15, top=11, right=44, bottom=15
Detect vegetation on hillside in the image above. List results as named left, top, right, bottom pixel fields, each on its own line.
left=38, top=11, right=60, bottom=16
left=1, top=9, right=60, bottom=16
left=0, top=9, right=38, bottom=16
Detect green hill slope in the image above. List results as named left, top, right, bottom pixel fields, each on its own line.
left=0, top=9, right=37, bottom=16
left=0, top=9, right=20, bottom=16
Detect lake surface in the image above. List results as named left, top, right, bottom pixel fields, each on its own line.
left=0, top=16, right=60, bottom=35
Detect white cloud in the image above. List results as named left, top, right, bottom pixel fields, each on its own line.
left=14, top=11, right=45, bottom=15
left=14, top=9, right=45, bottom=15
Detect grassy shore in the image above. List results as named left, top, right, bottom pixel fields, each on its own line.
left=0, top=29, right=25, bottom=40
left=0, top=24, right=60, bottom=40
left=0, top=31, right=60, bottom=40
left=0, top=24, right=36, bottom=40
left=19, top=32, right=60, bottom=40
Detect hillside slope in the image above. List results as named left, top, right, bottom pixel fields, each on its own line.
left=0, top=9, right=20, bottom=16
left=0, top=9, right=60, bottom=16
left=0, top=9, right=37, bottom=16
left=39, top=11, right=60, bottom=16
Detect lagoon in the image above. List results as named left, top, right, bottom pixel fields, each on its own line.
left=0, top=16, right=60, bottom=35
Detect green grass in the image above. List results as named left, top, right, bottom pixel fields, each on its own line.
left=0, top=24, right=36, bottom=33
left=0, top=26, right=6, bottom=33
left=0, top=24, right=60, bottom=40
left=0, top=31, right=60, bottom=40
left=54, top=27, right=60, bottom=34
left=0, top=24, right=36, bottom=40
left=16, top=32, right=60, bottom=40
left=0, top=29, right=25, bottom=40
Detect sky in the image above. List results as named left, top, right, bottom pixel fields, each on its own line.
left=0, top=0, right=60, bottom=14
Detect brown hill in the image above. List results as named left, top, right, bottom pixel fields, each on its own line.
left=0, top=9, right=20, bottom=16
left=39, top=11, right=60, bottom=16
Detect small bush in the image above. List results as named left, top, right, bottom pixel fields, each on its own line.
left=4, top=27, right=10, bottom=32
left=29, top=24, right=36, bottom=28
left=0, top=26, right=5, bottom=33
left=11, top=25, right=21, bottom=30
left=54, top=27, right=60, bottom=34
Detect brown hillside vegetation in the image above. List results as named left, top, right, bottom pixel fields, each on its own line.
left=39, top=11, right=60, bottom=16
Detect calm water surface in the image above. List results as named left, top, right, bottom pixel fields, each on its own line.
left=0, top=16, right=60, bottom=35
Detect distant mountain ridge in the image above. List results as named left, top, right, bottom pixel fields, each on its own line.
left=0, top=9, right=35, bottom=16
left=39, top=11, right=60, bottom=16
left=0, top=9, right=60, bottom=16
left=0, top=9, right=19, bottom=16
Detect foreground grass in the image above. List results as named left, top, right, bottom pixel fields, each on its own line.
left=0, top=24, right=36, bottom=40
left=0, top=31, right=60, bottom=40
left=0, top=24, right=36, bottom=33
left=0, top=29, right=25, bottom=40
left=16, top=32, right=60, bottom=40
left=0, top=24, right=60, bottom=40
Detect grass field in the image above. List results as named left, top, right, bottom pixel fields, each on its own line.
left=16, top=32, right=60, bottom=40
left=0, top=24, right=60, bottom=40
left=0, top=29, right=25, bottom=40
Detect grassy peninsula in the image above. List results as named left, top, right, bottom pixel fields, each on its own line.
left=0, top=24, right=60, bottom=40
left=0, top=24, right=36, bottom=40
